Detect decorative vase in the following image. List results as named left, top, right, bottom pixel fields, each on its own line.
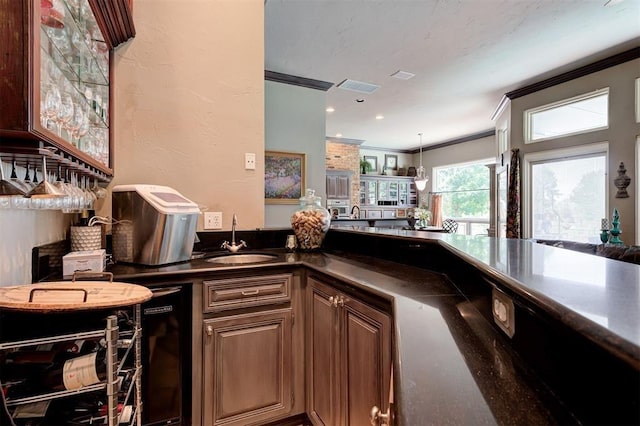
left=609, top=207, right=623, bottom=245
left=599, top=230, right=610, bottom=244
left=614, top=162, right=630, bottom=198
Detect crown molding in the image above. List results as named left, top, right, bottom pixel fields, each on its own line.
left=505, top=47, right=639, bottom=100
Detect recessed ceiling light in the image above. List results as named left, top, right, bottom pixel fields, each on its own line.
left=391, top=70, right=415, bottom=80
left=376, top=115, right=384, bottom=120
left=355, top=99, right=365, bottom=103
left=326, top=107, right=335, bottom=112
left=336, top=133, right=342, bottom=138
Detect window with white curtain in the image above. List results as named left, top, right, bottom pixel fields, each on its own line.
left=524, top=143, right=608, bottom=243
left=524, top=88, right=609, bottom=143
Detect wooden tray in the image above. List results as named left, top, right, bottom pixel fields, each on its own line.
left=0, top=281, right=152, bottom=312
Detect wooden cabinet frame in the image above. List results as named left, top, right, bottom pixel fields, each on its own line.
left=307, top=276, right=392, bottom=426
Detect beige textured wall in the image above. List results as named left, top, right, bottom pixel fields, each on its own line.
left=103, top=0, right=265, bottom=231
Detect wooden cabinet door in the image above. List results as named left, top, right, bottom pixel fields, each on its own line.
left=202, top=309, right=293, bottom=426
left=341, top=296, right=392, bottom=426
left=308, top=277, right=392, bottom=426
left=308, top=278, right=341, bottom=426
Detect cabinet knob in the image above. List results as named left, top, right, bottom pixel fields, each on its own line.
left=370, top=405, right=391, bottom=426
left=206, top=325, right=213, bottom=336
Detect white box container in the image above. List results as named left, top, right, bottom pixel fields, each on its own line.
left=63, top=250, right=106, bottom=278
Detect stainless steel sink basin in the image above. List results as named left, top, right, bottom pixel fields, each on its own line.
left=205, top=253, right=278, bottom=265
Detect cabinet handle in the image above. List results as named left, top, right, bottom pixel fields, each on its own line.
left=206, top=325, right=213, bottom=336
left=329, top=295, right=345, bottom=308
left=370, top=405, right=390, bottom=426
left=241, top=289, right=260, bottom=296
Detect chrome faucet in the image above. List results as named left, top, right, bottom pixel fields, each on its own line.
left=350, top=205, right=360, bottom=219
left=221, top=213, right=247, bottom=252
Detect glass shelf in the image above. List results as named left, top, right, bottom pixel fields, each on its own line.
left=37, top=0, right=110, bottom=168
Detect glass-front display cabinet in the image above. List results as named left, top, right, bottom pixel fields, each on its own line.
left=0, top=0, right=134, bottom=182
left=360, top=179, right=377, bottom=206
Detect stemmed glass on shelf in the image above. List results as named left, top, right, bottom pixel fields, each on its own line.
left=56, top=91, right=74, bottom=138
left=65, top=97, right=84, bottom=147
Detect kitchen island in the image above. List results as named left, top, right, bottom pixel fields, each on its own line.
left=106, top=227, right=639, bottom=425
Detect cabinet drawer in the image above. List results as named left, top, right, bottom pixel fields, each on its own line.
left=203, top=274, right=292, bottom=313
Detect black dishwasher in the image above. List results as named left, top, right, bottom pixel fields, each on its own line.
left=141, top=284, right=191, bottom=426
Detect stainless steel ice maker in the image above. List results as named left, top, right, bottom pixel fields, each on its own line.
left=112, top=184, right=199, bottom=265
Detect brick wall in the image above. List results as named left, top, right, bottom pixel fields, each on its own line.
left=326, top=142, right=360, bottom=208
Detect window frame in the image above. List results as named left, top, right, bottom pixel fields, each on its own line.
left=523, top=88, right=609, bottom=144
left=522, top=142, right=609, bottom=240
left=432, top=158, right=494, bottom=234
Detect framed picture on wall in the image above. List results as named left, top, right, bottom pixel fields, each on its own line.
left=364, top=155, right=378, bottom=173
left=265, top=151, right=306, bottom=204
left=384, top=154, right=398, bottom=170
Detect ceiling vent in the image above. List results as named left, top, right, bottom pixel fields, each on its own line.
left=391, top=70, right=415, bottom=80
left=336, top=79, right=380, bottom=94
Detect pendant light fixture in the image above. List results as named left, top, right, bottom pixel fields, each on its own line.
left=414, top=133, right=428, bottom=191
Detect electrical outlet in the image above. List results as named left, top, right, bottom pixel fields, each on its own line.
left=204, top=212, right=222, bottom=230
left=245, top=153, right=256, bottom=170
left=492, top=288, right=515, bottom=338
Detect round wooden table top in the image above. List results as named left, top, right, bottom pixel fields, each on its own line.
left=0, top=281, right=152, bottom=312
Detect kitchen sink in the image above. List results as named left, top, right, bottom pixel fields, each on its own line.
left=205, top=253, right=279, bottom=265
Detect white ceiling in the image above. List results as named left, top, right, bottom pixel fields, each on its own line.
left=264, top=0, right=640, bottom=150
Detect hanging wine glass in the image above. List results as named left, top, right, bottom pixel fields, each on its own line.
left=91, top=177, right=107, bottom=200
left=0, top=158, right=26, bottom=209
left=52, top=165, right=69, bottom=210
left=26, top=156, right=65, bottom=209
left=83, top=176, right=96, bottom=209
left=22, top=162, right=34, bottom=192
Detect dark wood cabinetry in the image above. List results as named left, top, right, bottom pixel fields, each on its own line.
left=196, top=272, right=305, bottom=426
left=203, top=309, right=293, bottom=426
left=307, top=276, right=392, bottom=426
left=0, top=0, right=133, bottom=181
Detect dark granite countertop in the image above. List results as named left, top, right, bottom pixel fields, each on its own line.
left=327, top=227, right=640, bottom=368
left=105, top=228, right=640, bottom=425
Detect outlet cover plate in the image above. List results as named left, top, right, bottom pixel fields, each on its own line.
left=492, top=288, right=515, bottom=338
left=245, top=153, right=256, bottom=170
left=204, top=212, right=222, bottom=230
